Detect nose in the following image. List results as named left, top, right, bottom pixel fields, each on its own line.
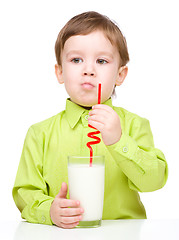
left=84, top=72, right=95, bottom=76
left=83, top=62, right=96, bottom=77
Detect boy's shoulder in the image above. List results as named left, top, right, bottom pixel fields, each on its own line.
left=29, top=110, right=65, bottom=135
left=113, top=104, right=149, bottom=124
left=113, top=105, right=139, bottom=118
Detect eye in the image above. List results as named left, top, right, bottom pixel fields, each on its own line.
left=71, top=58, right=83, bottom=63
left=97, top=59, right=108, bottom=64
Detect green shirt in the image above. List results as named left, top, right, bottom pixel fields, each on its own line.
left=12, top=98, right=168, bottom=225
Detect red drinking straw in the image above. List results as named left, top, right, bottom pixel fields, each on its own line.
left=87, top=83, right=102, bottom=167
left=98, top=82, right=101, bottom=104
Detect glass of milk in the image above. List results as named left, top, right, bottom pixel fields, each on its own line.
left=68, top=155, right=105, bottom=228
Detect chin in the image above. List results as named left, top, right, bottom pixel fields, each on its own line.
left=75, top=100, right=95, bottom=108
left=70, top=96, right=99, bottom=108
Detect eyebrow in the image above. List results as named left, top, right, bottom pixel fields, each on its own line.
left=66, top=50, right=114, bottom=59
left=96, top=51, right=114, bottom=59
left=66, top=50, right=83, bottom=58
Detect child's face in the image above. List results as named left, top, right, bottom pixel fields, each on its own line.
left=56, top=30, right=126, bottom=107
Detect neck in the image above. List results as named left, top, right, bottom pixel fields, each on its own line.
left=68, top=98, right=92, bottom=110
left=78, top=105, right=92, bottom=110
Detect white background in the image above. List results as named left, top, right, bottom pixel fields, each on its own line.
left=0, top=0, right=179, bottom=222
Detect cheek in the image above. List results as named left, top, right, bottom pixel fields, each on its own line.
left=102, top=68, right=118, bottom=85
left=63, top=64, right=81, bottom=80
left=62, top=65, right=73, bottom=80
left=101, top=68, right=118, bottom=97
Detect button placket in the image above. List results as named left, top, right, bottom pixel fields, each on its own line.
left=81, top=111, right=89, bottom=127
left=85, top=114, right=89, bottom=120
left=123, top=146, right=128, bottom=153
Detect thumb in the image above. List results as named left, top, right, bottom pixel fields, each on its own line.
left=56, top=182, right=68, bottom=199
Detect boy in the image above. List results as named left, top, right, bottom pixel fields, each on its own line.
left=12, top=11, right=168, bottom=229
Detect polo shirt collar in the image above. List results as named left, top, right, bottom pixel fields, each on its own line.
left=65, top=98, right=113, bottom=129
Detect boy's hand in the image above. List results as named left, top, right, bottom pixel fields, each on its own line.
left=88, top=104, right=122, bottom=146
left=50, top=182, right=84, bottom=229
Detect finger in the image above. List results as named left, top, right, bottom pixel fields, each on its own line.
left=59, top=198, right=80, bottom=208
left=90, top=105, right=120, bottom=124
left=61, top=215, right=82, bottom=224
left=89, top=109, right=111, bottom=125
left=60, top=221, right=80, bottom=229
left=88, top=119, right=104, bottom=132
left=56, top=182, right=68, bottom=199
left=88, top=114, right=106, bottom=124
left=89, top=108, right=108, bottom=118
left=92, top=104, right=113, bottom=113
left=60, top=207, right=84, bottom=217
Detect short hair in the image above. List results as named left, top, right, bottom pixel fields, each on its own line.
left=55, top=11, right=129, bottom=67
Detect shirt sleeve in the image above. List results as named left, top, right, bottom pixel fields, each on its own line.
left=106, top=117, right=168, bottom=192
left=12, top=126, right=54, bottom=225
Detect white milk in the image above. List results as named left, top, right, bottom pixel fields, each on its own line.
left=68, top=164, right=105, bottom=221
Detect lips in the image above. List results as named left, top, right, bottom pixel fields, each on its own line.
left=81, top=82, right=95, bottom=90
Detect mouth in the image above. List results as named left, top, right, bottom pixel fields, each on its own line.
left=81, top=82, right=95, bottom=90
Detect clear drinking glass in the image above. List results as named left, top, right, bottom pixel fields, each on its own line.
left=68, top=156, right=105, bottom=228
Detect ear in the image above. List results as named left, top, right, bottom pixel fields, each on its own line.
left=115, top=66, right=128, bottom=86
left=55, top=64, right=64, bottom=84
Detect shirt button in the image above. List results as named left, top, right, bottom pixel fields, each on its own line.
left=85, top=115, right=89, bottom=120
left=41, top=215, right=46, bottom=223
left=123, top=146, right=128, bottom=153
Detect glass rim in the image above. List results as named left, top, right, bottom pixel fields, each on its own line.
left=68, top=155, right=105, bottom=159
left=68, top=155, right=105, bottom=165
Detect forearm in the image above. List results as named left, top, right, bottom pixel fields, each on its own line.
left=107, top=133, right=168, bottom=192
left=12, top=126, right=55, bottom=225
left=13, top=187, right=54, bottom=225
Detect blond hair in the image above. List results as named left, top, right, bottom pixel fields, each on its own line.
left=55, top=11, right=129, bottom=67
